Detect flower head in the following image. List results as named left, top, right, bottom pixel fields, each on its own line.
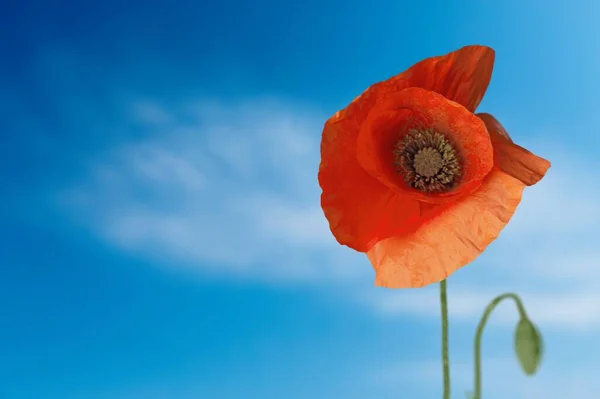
left=318, top=45, right=550, bottom=288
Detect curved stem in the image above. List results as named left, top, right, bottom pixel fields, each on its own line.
left=440, top=279, right=451, bottom=399
left=473, top=293, right=527, bottom=399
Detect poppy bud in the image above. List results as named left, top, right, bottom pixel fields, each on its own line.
left=514, top=317, right=543, bottom=375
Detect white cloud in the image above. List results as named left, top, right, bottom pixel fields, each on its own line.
left=376, top=355, right=600, bottom=399
left=62, top=98, right=368, bottom=285
left=62, top=97, right=600, bottom=330
left=365, top=285, right=600, bottom=331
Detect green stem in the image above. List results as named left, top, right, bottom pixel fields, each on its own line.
left=473, top=293, right=527, bottom=399
left=440, top=279, right=451, bottom=399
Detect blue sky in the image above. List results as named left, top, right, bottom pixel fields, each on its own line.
left=2, top=0, right=600, bottom=398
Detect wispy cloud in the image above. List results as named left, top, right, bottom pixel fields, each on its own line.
left=62, top=98, right=367, bottom=284
left=62, top=98, right=600, bottom=330
left=376, top=355, right=600, bottom=399
left=365, top=285, right=600, bottom=331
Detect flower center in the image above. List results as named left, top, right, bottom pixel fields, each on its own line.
left=393, top=128, right=462, bottom=193
left=413, top=147, right=444, bottom=177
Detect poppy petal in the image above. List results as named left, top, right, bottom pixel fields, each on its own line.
left=379, top=45, right=495, bottom=112
left=328, top=46, right=495, bottom=128
left=319, top=114, right=421, bottom=252
left=478, top=113, right=551, bottom=186
left=356, top=87, right=494, bottom=204
left=366, top=169, right=526, bottom=288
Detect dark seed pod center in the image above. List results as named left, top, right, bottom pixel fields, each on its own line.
left=393, top=129, right=462, bottom=193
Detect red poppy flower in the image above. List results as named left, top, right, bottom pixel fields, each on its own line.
left=318, top=45, right=550, bottom=288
